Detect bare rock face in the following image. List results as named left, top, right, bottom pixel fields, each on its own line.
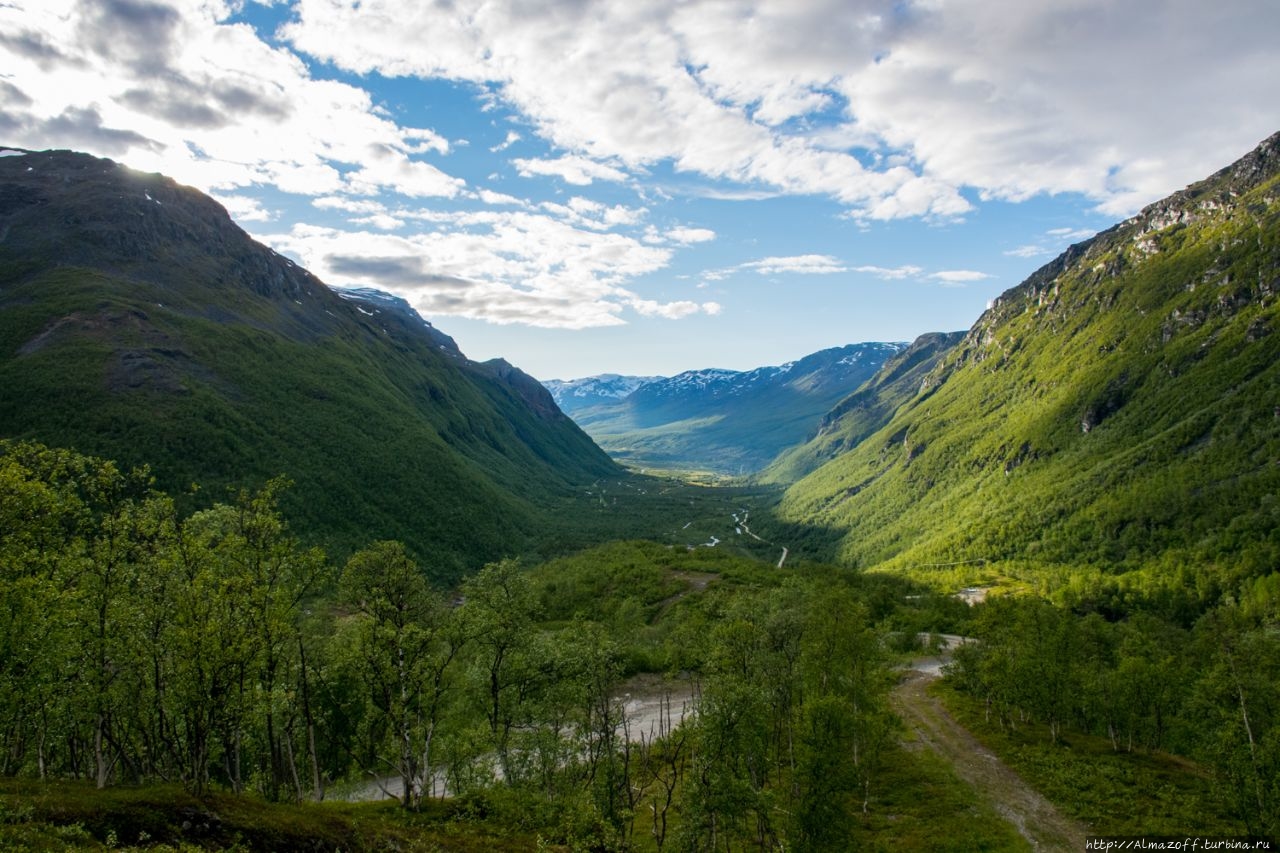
left=479, top=358, right=565, bottom=422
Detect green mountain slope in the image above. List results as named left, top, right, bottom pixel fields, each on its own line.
left=760, top=331, right=964, bottom=484
left=779, top=133, right=1280, bottom=591
left=0, top=149, right=619, bottom=580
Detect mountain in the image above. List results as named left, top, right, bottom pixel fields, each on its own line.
left=334, top=285, right=466, bottom=356
left=759, top=331, right=965, bottom=484
left=555, top=343, right=906, bottom=474
left=543, top=373, right=661, bottom=412
left=0, top=148, right=619, bottom=581
left=779, top=132, right=1280, bottom=592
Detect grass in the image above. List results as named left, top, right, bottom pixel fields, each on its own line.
left=0, top=779, right=555, bottom=852
left=931, top=680, right=1245, bottom=837
left=849, top=743, right=1030, bottom=852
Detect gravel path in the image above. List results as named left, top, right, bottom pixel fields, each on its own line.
left=891, top=666, right=1089, bottom=851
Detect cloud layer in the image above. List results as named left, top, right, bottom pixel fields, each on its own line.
left=2, top=0, right=1277, bottom=333
left=282, top=0, right=1280, bottom=217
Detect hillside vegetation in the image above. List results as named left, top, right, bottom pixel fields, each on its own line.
left=0, top=440, right=1037, bottom=851
left=3, top=137, right=1280, bottom=851
left=780, top=132, right=1280, bottom=601
left=0, top=150, right=618, bottom=581
left=760, top=332, right=964, bottom=484
left=3, top=439, right=1275, bottom=849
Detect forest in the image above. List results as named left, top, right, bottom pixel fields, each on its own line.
left=1, top=438, right=1277, bottom=850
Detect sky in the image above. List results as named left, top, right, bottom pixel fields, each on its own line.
left=2, top=1, right=1278, bottom=381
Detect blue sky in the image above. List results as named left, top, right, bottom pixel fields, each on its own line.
left=2, top=1, right=1278, bottom=380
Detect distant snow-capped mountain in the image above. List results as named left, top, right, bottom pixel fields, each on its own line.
left=631, top=343, right=906, bottom=407
left=543, top=373, right=662, bottom=412
left=542, top=342, right=908, bottom=474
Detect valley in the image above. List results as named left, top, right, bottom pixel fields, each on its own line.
left=545, top=343, right=906, bottom=475
left=2, top=131, right=1279, bottom=851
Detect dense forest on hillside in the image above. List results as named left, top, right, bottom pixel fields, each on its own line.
left=777, top=134, right=1280, bottom=604
left=2, top=439, right=1277, bottom=850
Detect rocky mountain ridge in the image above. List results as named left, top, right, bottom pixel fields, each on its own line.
left=543, top=373, right=661, bottom=411
left=555, top=342, right=906, bottom=474
left=760, top=331, right=965, bottom=484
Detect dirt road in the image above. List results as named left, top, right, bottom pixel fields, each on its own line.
left=892, top=664, right=1089, bottom=851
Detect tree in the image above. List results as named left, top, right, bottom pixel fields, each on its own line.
left=0, top=441, right=162, bottom=784
left=1189, top=607, right=1280, bottom=837
left=75, top=484, right=170, bottom=788
left=459, top=558, right=540, bottom=783
left=339, top=541, right=460, bottom=809
left=0, top=442, right=95, bottom=778
left=156, top=503, right=263, bottom=794
left=798, top=587, right=895, bottom=816
left=217, top=479, right=327, bottom=801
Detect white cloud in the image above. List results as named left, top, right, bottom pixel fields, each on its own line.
left=253, top=209, right=683, bottom=329
left=929, top=270, right=991, bottom=284
left=538, top=197, right=649, bottom=231
left=567, top=196, right=648, bottom=227
left=665, top=226, right=717, bottom=245
left=5, top=0, right=1275, bottom=233
left=851, top=264, right=923, bottom=280
left=281, top=0, right=1280, bottom=218
left=513, top=155, right=629, bottom=186
left=490, top=130, right=521, bottom=152
left=212, top=192, right=274, bottom=222
left=1046, top=227, right=1097, bottom=241
left=313, top=196, right=387, bottom=214
left=402, top=127, right=450, bottom=155
left=743, top=255, right=848, bottom=276
left=344, top=146, right=465, bottom=198
left=629, top=298, right=704, bottom=320
left=350, top=213, right=406, bottom=231
left=0, top=0, right=465, bottom=202
left=1003, top=245, right=1049, bottom=259
left=1004, top=227, right=1099, bottom=258
left=474, top=188, right=527, bottom=207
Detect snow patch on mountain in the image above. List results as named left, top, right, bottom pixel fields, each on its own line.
left=543, top=374, right=663, bottom=409
left=333, top=286, right=464, bottom=358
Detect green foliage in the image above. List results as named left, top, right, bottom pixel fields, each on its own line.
left=336, top=541, right=460, bottom=809
left=6, top=439, right=1275, bottom=849
left=0, top=151, right=622, bottom=583
left=779, top=148, right=1280, bottom=599
left=937, top=678, right=1240, bottom=839
left=949, top=594, right=1280, bottom=836
left=0, top=442, right=331, bottom=797
left=668, top=581, right=899, bottom=851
